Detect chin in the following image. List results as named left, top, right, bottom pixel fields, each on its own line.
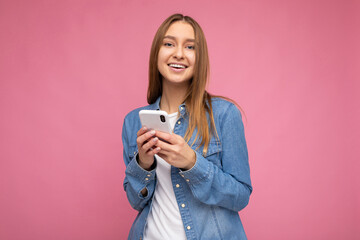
left=165, top=78, right=191, bottom=85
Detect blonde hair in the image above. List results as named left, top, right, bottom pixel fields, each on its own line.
left=147, top=14, right=217, bottom=154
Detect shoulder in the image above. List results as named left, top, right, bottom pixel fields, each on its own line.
left=124, top=97, right=160, bottom=122
left=122, top=104, right=155, bottom=143
left=124, top=104, right=155, bottom=122
left=124, top=106, right=145, bottom=122
left=123, top=104, right=153, bottom=133
left=210, top=97, right=234, bottom=108
left=210, top=97, right=242, bottom=119
left=209, top=97, right=246, bottom=142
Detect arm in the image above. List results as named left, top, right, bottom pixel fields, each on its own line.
left=122, top=117, right=157, bottom=211
left=180, top=104, right=252, bottom=212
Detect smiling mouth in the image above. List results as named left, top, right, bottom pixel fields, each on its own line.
left=168, top=63, right=187, bottom=69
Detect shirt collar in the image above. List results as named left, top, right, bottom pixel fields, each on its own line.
left=149, top=96, right=187, bottom=116
left=148, top=97, right=161, bottom=110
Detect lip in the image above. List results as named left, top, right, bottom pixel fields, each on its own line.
left=167, top=63, right=188, bottom=72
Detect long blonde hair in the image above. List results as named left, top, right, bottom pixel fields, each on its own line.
left=147, top=14, right=217, bottom=154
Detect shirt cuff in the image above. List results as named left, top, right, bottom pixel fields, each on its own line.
left=179, top=151, right=212, bottom=184
left=126, top=153, right=156, bottom=184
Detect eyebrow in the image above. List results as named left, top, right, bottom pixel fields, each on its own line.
left=163, top=35, right=195, bottom=42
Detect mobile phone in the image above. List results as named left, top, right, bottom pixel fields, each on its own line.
left=139, top=110, right=172, bottom=134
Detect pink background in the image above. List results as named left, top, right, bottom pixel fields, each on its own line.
left=0, top=0, right=359, bottom=239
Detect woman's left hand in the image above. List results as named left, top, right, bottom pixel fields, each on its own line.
left=154, top=131, right=196, bottom=170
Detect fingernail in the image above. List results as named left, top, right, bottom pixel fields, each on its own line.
left=143, top=127, right=147, bottom=130
left=150, top=130, right=155, bottom=135
left=153, top=137, right=158, bottom=142
left=156, top=147, right=161, bottom=151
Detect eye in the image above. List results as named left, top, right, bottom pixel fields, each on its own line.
left=164, top=42, right=173, bottom=47
left=186, top=45, right=195, bottom=50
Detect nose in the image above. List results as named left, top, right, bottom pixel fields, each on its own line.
left=173, top=46, right=184, bottom=60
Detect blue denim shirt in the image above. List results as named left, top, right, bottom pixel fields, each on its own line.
left=122, top=97, right=252, bottom=240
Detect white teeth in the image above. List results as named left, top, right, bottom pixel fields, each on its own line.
left=169, top=64, right=186, bottom=69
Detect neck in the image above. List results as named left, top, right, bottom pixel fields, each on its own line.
left=160, top=81, right=188, bottom=114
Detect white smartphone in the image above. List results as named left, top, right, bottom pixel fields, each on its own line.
left=139, top=110, right=172, bottom=134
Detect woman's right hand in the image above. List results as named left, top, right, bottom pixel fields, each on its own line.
left=136, top=127, right=161, bottom=170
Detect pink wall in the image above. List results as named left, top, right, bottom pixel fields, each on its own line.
left=0, top=0, right=359, bottom=239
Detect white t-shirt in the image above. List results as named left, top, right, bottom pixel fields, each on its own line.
left=143, top=112, right=187, bottom=240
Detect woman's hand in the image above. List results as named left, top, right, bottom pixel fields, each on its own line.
left=136, top=127, right=161, bottom=170
left=154, top=131, right=196, bottom=170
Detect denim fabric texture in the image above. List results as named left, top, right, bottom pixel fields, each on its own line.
left=122, top=97, right=252, bottom=240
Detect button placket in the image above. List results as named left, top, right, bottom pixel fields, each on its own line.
left=171, top=148, right=195, bottom=239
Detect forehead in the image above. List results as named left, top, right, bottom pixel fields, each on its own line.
left=165, top=21, right=195, bottom=39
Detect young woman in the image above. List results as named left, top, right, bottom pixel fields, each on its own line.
left=122, top=14, right=252, bottom=240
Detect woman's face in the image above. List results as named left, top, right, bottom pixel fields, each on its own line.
left=157, top=21, right=195, bottom=86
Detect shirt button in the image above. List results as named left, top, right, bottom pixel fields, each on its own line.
left=181, top=203, right=185, bottom=208
left=177, top=121, right=181, bottom=125
left=187, top=226, right=191, bottom=230
left=147, top=174, right=151, bottom=177
left=186, top=179, right=190, bottom=182
left=133, top=151, right=136, bottom=155
left=180, top=106, right=184, bottom=110
left=176, top=184, right=180, bottom=188
left=180, top=174, right=184, bottom=178
left=145, top=178, right=149, bottom=181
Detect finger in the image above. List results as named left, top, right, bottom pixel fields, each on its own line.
left=157, top=149, right=171, bottom=158
left=143, top=146, right=161, bottom=158
left=142, top=137, right=159, bottom=153
left=155, top=138, right=173, bottom=151
left=137, top=126, right=148, bottom=137
left=156, top=152, right=167, bottom=160
left=148, top=146, right=161, bottom=156
left=155, top=143, right=172, bottom=156
left=137, top=130, right=156, bottom=146
left=156, top=152, right=172, bottom=164
left=155, top=131, right=176, bottom=144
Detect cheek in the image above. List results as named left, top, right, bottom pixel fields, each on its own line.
left=157, top=57, right=161, bottom=70
left=157, top=51, right=168, bottom=77
left=186, top=52, right=196, bottom=66
left=157, top=49, right=168, bottom=66
left=157, top=53, right=164, bottom=69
